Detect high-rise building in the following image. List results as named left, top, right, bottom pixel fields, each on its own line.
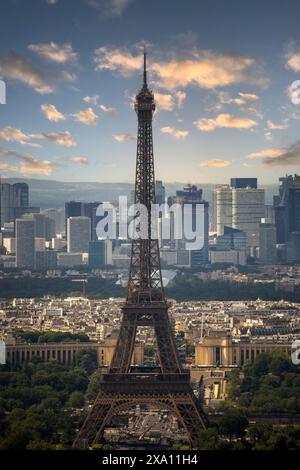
left=35, top=250, right=58, bottom=271
left=155, top=180, right=166, bottom=206
left=230, top=178, right=258, bottom=189
left=232, top=187, right=265, bottom=248
left=88, top=240, right=112, bottom=269
left=67, top=216, right=91, bottom=253
left=215, top=179, right=265, bottom=251
left=175, top=184, right=209, bottom=266
left=215, top=185, right=232, bottom=236
left=274, top=174, right=300, bottom=243
left=0, top=181, right=29, bottom=227
left=42, top=208, right=65, bottom=235
left=259, top=219, right=277, bottom=264
left=65, top=201, right=102, bottom=240
left=15, top=219, right=35, bottom=269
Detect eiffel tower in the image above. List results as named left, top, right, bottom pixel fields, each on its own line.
left=73, top=53, right=208, bottom=449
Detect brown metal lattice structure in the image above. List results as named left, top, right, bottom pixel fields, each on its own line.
left=73, top=54, right=208, bottom=449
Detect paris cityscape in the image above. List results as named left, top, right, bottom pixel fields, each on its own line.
left=1, top=0, right=300, bottom=459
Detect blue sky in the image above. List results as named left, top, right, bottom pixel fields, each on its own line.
left=0, top=0, right=300, bottom=184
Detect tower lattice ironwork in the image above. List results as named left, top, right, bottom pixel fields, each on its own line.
left=73, top=54, right=208, bottom=449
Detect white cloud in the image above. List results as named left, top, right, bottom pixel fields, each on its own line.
left=155, top=92, right=175, bottom=111
left=31, top=131, right=76, bottom=147
left=28, top=42, right=78, bottom=64
left=0, top=126, right=76, bottom=148
left=94, top=46, right=268, bottom=90
left=247, top=142, right=300, bottom=167
left=0, top=51, right=54, bottom=94
left=83, top=95, right=100, bottom=105
left=41, top=104, right=66, bottom=122
left=194, top=113, right=257, bottom=132
left=73, top=107, right=98, bottom=126
left=160, top=126, right=189, bottom=139
left=198, top=159, right=231, bottom=168
left=0, top=147, right=56, bottom=175
left=0, top=126, right=31, bottom=145
left=99, top=104, right=116, bottom=114
left=112, top=133, right=136, bottom=142
left=68, top=156, right=89, bottom=165
left=175, top=90, right=186, bottom=108
left=246, top=148, right=284, bottom=159
left=266, top=120, right=288, bottom=130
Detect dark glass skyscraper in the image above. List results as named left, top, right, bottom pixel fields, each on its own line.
left=274, top=174, right=300, bottom=243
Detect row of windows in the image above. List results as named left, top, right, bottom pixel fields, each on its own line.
left=7, top=349, right=80, bottom=364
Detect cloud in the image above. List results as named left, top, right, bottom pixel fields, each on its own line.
left=87, top=0, right=132, bottom=17
left=0, top=126, right=31, bottom=145
left=112, top=133, right=136, bottom=142
left=41, top=104, right=66, bottom=122
left=175, top=90, right=186, bottom=108
left=47, top=0, right=58, bottom=4
left=155, top=92, right=175, bottom=111
left=247, top=143, right=300, bottom=166
left=266, top=120, right=288, bottom=130
left=198, top=159, right=231, bottom=168
left=160, top=126, right=189, bottom=139
left=286, top=51, right=300, bottom=72
left=0, top=51, right=54, bottom=94
left=99, top=104, right=116, bottom=114
left=0, top=126, right=76, bottom=148
left=94, top=46, right=267, bottom=91
left=194, top=113, right=257, bottom=131
left=83, top=95, right=100, bottom=105
left=0, top=147, right=56, bottom=175
left=31, top=131, right=76, bottom=147
left=28, top=42, right=78, bottom=64
left=246, top=148, right=284, bottom=159
left=67, top=156, right=89, bottom=165
left=73, top=107, right=98, bottom=126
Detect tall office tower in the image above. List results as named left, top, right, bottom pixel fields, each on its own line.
left=42, top=208, right=65, bottom=235
left=0, top=182, right=29, bottom=227
left=232, top=187, right=265, bottom=248
left=74, top=54, right=207, bottom=449
left=13, top=183, right=29, bottom=208
left=88, top=240, right=112, bottom=269
left=215, top=185, right=232, bottom=236
left=230, top=178, right=258, bottom=189
left=0, top=183, right=14, bottom=226
left=259, top=219, right=277, bottom=264
left=274, top=174, right=300, bottom=243
left=65, top=201, right=102, bottom=240
left=215, top=226, right=247, bottom=251
left=67, top=216, right=91, bottom=253
left=155, top=180, right=166, bottom=206
left=175, top=184, right=209, bottom=266
left=15, top=219, right=35, bottom=269
left=83, top=202, right=102, bottom=241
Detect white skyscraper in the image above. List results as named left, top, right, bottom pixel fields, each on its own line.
left=16, top=219, right=35, bottom=269
left=67, top=217, right=91, bottom=253
left=216, top=185, right=233, bottom=236
left=232, top=188, right=265, bottom=248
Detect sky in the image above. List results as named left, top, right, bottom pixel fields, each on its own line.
left=0, top=0, right=300, bottom=185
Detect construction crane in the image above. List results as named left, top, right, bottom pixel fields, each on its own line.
left=72, top=278, right=88, bottom=296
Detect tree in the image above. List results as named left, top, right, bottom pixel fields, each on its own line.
left=68, top=391, right=85, bottom=409
left=218, top=409, right=248, bottom=444
left=87, top=369, right=102, bottom=401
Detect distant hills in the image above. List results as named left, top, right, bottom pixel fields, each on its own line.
left=1, top=177, right=278, bottom=210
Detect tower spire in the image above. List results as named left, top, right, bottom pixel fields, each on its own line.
left=143, top=50, right=147, bottom=88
